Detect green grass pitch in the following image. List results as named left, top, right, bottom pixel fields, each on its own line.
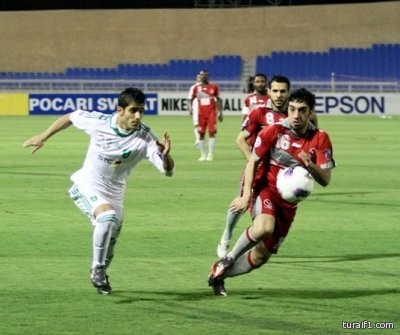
left=0, top=114, right=399, bottom=335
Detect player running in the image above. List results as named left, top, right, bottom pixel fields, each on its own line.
left=23, top=88, right=175, bottom=294
left=217, top=75, right=292, bottom=258
left=209, top=88, right=334, bottom=296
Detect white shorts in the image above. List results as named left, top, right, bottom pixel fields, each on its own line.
left=68, top=184, right=124, bottom=228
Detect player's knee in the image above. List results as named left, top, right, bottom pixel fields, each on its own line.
left=253, top=216, right=274, bottom=238
left=96, top=210, right=119, bottom=231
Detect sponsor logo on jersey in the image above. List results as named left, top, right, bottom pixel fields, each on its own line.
left=263, top=199, right=273, bottom=209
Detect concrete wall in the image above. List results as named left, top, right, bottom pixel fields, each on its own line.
left=0, top=1, right=398, bottom=71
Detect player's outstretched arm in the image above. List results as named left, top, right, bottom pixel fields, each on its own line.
left=22, top=113, right=73, bottom=154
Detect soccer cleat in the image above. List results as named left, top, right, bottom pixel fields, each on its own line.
left=217, top=240, right=230, bottom=258
left=209, top=256, right=234, bottom=281
left=198, top=155, right=206, bottom=161
left=208, top=276, right=227, bottom=297
left=97, top=275, right=112, bottom=295
left=90, top=265, right=107, bottom=287
left=90, top=265, right=112, bottom=294
left=206, top=153, right=213, bottom=161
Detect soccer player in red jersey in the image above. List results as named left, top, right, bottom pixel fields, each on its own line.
left=188, top=70, right=223, bottom=161
left=217, top=75, right=291, bottom=258
left=209, top=88, right=334, bottom=296
left=241, top=73, right=269, bottom=123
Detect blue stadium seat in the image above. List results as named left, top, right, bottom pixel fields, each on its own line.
left=255, top=44, right=399, bottom=81
left=1, top=46, right=398, bottom=84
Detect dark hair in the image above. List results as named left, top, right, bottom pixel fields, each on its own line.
left=288, top=88, right=316, bottom=110
left=268, top=75, right=291, bottom=90
left=118, top=88, right=146, bottom=108
left=254, top=73, right=267, bottom=81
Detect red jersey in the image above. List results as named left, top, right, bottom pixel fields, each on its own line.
left=191, top=83, right=220, bottom=114
left=242, top=92, right=269, bottom=117
left=253, top=118, right=335, bottom=199
left=242, top=99, right=287, bottom=149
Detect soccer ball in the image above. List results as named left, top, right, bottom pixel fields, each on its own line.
left=276, top=166, right=314, bottom=203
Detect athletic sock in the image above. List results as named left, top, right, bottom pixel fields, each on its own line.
left=208, top=137, right=215, bottom=154
left=227, top=226, right=260, bottom=260
left=92, top=210, right=118, bottom=269
left=198, top=140, right=206, bottom=156
left=104, top=237, right=117, bottom=269
left=194, top=127, right=200, bottom=142
left=105, top=222, right=121, bottom=269
left=227, top=251, right=257, bottom=277
left=220, top=209, right=242, bottom=242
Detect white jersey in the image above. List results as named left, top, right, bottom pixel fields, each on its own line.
left=188, top=82, right=199, bottom=125
left=69, top=110, right=166, bottom=202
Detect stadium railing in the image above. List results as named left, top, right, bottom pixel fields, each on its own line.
left=0, top=78, right=398, bottom=93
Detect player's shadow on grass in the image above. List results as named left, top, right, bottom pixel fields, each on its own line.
left=111, top=252, right=399, bottom=303
left=310, top=191, right=400, bottom=207
left=237, top=287, right=400, bottom=300
left=111, top=286, right=399, bottom=303
left=0, top=170, right=67, bottom=177
left=111, top=253, right=400, bottom=304
left=274, top=252, right=400, bottom=263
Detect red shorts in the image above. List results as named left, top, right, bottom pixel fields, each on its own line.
left=250, top=187, right=297, bottom=254
left=198, top=110, right=217, bottom=134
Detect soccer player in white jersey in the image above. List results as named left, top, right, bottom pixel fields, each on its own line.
left=23, top=88, right=175, bottom=295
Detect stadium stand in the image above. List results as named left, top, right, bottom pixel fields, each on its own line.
left=0, top=44, right=398, bottom=92
left=255, top=44, right=400, bottom=82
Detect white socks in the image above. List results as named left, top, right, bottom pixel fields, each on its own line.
left=220, top=209, right=242, bottom=242
left=92, top=210, right=118, bottom=269
left=208, top=137, right=215, bottom=154
left=227, top=226, right=260, bottom=260
left=198, top=138, right=215, bottom=157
